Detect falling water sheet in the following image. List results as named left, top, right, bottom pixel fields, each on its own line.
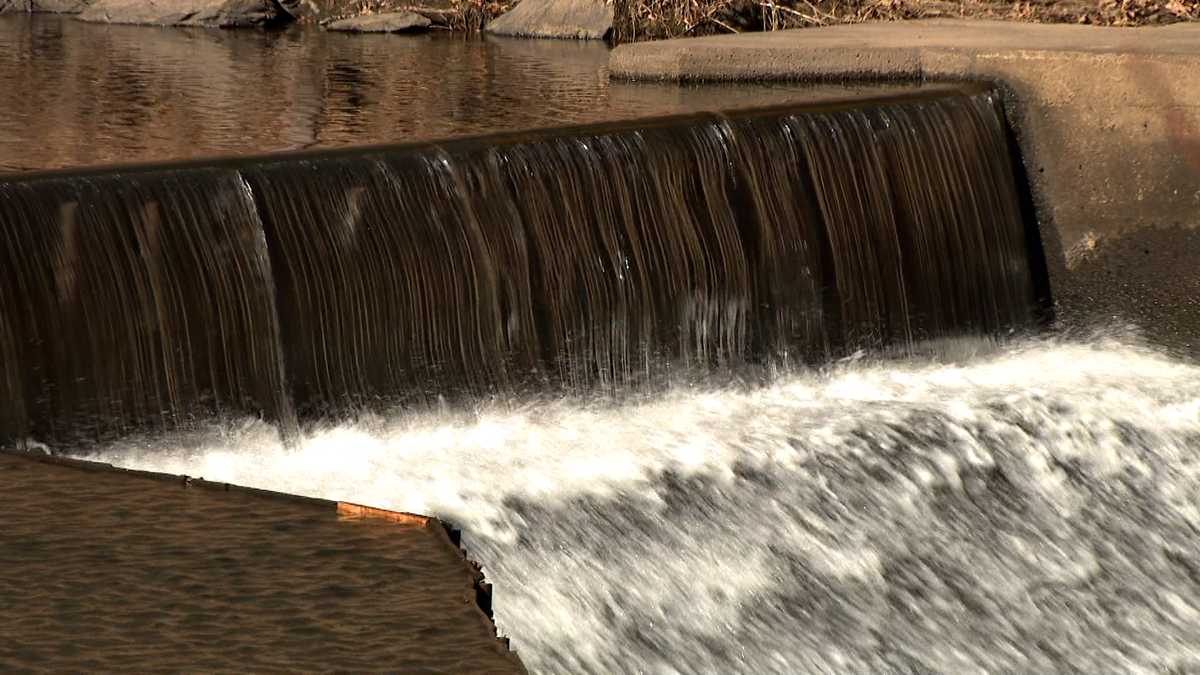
left=0, top=84, right=1041, bottom=445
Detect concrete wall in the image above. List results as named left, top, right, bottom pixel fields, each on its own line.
left=611, top=20, right=1200, bottom=358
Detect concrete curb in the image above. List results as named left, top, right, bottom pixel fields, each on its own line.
left=611, top=20, right=1200, bottom=357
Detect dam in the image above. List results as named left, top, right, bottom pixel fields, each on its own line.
left=0, top=84, right=1041, bottom=443
left=3, top=12, right=1200, bottom=673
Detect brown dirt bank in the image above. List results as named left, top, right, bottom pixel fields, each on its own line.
left=0, top=449, right=524, bottom=672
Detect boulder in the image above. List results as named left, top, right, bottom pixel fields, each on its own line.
left=77, top=0, right=289, bottom=26
left=408, top=6, right=456, bottom=28
left=486, top=0, right=611, bottom=40
left=277, top=0, right=421, bottom=24
left=325, top=11, right=430, bottom=32
left=0, top=0, right=92, bottom=12
left=276, top=0, right=317, bottom=21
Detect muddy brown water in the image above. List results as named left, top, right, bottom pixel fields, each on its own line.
left=4, top=11, right=1200, bottom=675
left=0, top=15, right=906, bottom=670
left=0, top=14, right=944, bottom=671
left=0, top=451, right=523, bottom=672
left=0, top=13, right=1070, bottom=667
left=0, top=14, right=915, bottom=174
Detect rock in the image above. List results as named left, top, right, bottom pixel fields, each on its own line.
left=325, top=11, right=430, bottom=32
left=0, top=0, right=92, bottom=12
left=486, top=0, right=612, bottom=40
left=409, top=6, right=456, bottom=28
left=214, top=0, right=285, bottom=25
left=38, top=0, right=91, bottom=10
left=276, top=0, right=317, bottom=21
left=77, top=0, right=289, bottom=27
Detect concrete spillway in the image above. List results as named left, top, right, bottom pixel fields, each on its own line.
left=0, top=84, right=1044, bottom=446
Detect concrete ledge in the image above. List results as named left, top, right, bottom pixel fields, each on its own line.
left=611, top=21, right=1200, bottom=80
left=337, top=500, right=431, bottom=526
left=612, top=20, right=1200, bottom=357
left=0, top=446, right=522, bottom=669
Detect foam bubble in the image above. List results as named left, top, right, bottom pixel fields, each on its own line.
left=90, top=336, right=1200, bottom=673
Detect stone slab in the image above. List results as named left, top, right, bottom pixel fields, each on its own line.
left=0, top=0, right=91, bottom=12
left=326, top=10, right=430, bottom=32
left=487, top=0, right=612, bottom=39
left=612, top=20, right=1200, bottom=357
left=77, top=0, right=287, bottom=26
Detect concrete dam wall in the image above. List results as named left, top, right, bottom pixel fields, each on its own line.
left=0, top=85, right=1042, bottom=444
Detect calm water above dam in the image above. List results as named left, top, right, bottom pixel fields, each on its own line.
left=3, top=13, right=1200, bottom=674
left=2, top=14, right=877, bottom=173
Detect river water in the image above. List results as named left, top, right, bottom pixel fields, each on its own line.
left=5, top=13, right=1200, bottom=675
left=0, top=14, right=867, bottom=173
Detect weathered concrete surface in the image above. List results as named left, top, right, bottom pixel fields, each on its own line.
left=612, top=20, right=1200, bottom=357
left=78, top=0, right=288, bottom=26
left=486, top=0, right=611, bottom=39
left=326, top=10, right=429, bottom=31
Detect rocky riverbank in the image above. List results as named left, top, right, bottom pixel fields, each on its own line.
left=1, top=0, right=1197, bottom=45
left=0, top=0, right=512, bottom=30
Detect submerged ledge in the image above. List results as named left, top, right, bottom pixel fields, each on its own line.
left=0, top=447, right=524, bottom=672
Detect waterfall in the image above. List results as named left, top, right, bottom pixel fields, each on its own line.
left=0, top=85, right=1043, bottom=444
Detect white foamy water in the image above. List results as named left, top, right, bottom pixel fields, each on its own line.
left=87, top=336, right=1200, bottom=673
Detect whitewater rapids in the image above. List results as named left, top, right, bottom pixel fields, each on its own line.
left=88, top=335, right=1200, bottom=673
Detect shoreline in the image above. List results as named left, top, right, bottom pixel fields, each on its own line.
left=4, top=0, right=1196, bottom=41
